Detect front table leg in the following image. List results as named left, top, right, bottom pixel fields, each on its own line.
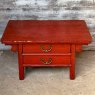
left=18, top=45, right=24, bottom=80
left=70, top=45, right=75, bottom=80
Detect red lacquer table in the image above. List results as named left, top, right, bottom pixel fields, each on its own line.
left=1, top=20, right=92, bottom=80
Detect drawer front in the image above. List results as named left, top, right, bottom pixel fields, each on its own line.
left=23, top=55, right=70, bottom=66
left=23, top=44, right=70, bottom=53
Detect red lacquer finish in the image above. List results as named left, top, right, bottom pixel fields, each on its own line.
left=1, top=20, right=92, bottom=80
left=23, top=44, right=70, bottom=53
left=23, top=55, right=71, bottom=66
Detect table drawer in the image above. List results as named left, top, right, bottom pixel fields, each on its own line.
left=23, top=44, right=70, bottom=53
left=23, top=55, right=70, bottom=66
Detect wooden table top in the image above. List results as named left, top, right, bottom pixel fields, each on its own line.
left=1, top=20, right=92, bottom=44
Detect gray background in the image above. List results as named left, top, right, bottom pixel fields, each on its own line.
left=0, top=0, right=95, bottom=50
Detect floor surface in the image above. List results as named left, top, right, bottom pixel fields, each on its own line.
left=0, top=50, right=95, bottom=95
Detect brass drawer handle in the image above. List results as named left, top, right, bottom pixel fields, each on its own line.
left=40, top=58, right=52, bottom=65
left=40, top=45, right=52, bottom=52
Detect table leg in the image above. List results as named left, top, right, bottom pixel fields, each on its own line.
left=18, top=45, right=24, bottom=80
left=70, top=45, right=75, bottom=80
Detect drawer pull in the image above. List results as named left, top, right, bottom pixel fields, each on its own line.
left=40, top=45, right=52, bottom=52
left=40, top=58, right=52, bottom=65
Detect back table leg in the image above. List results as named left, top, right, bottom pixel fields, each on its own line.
left=70, top=45, right=75, bottom=80
left=18, top=45, right=24, bottom=80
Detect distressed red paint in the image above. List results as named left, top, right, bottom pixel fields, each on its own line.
left=1, top=20, right=92, bottom=80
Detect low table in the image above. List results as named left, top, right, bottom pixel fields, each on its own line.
left=1, top=20, right=92, bottom=80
